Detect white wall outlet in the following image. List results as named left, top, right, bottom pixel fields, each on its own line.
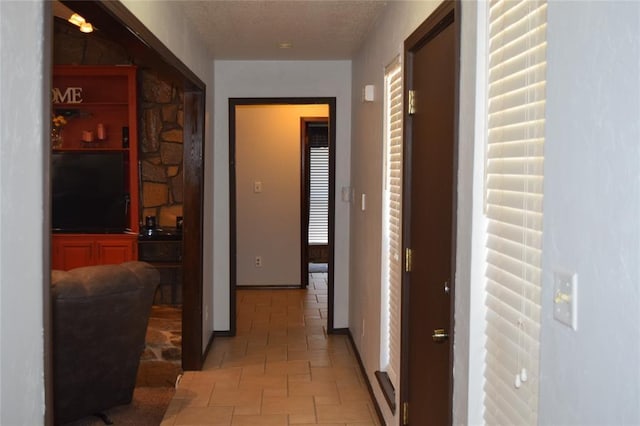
left=553, top=270, right=578, bottom=330
left=253, top=180, right=262, bottom=193
left=255, top=256, right=262, bottom=267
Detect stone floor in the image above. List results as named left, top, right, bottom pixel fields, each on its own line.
left=160, top=272, right=381, bottom=426
left=137, top=305, right=183, bottom=387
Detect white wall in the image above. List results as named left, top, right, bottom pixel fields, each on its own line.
left=213, top=61, right=351, bottom=330
left=119, top=0, right=216, bottom=351
left=350, top=2, right=447, bottom=424
left=236, top=104, right=328, bottom=286
left=0, top=1, right=49, bottom=423
left=120, top=0, right=212, bottom=84
left=538, top=2, right=640, bottom=424
left=454, top=1, right=487, bottom=424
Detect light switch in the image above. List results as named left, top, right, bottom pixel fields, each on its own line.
left=553, top=271, right=578, bottom=330
left=253, top=181, right=262, bottom=193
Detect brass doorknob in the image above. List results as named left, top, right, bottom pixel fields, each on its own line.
left=432, top=328, right=449, bottom=343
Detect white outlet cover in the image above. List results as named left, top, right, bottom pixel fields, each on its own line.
left=553, top=271, right=578, bottom=330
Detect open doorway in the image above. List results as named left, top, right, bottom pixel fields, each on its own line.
left=229, top=98, right=338, bottom=334
left=47, top=5, right=207, bottom=422
left=300, top=118, right=330, bottom=288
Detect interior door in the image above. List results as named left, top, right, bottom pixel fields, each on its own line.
left=401, top=2, right=457, bottom=425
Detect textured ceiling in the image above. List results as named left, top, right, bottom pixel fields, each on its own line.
left=182, top=1, right=388, bottom=60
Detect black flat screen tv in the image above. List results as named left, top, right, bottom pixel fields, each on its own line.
left=52, top=152, right=128, bottom=233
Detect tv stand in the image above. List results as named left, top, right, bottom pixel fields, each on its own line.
left=51, top=66, right=139, bottom=270
left=52, top=233, right=137, bottom=271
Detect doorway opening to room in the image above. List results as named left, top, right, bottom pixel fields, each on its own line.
left=47, top=4, right=206, bottom=421
left=229, top=98, right=337, bottom=335
left=301, top=118, right=330, bottom=288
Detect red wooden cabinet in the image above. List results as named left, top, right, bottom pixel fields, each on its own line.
left=52, top=234, right=138, bottom=270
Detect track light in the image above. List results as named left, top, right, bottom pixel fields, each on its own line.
left=68, top=13, right=94, bottom=34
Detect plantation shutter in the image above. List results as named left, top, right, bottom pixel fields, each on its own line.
left=309, top=145, right=329, bottom=244
left=381, top=57, right=402, bottom=387
left=483, top=0, right=547, bottom=425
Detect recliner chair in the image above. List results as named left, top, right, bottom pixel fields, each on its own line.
left=51, top=261, right=159, bottom=425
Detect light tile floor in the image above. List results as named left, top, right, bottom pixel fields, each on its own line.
left=161, top=272, right=381, bottom=426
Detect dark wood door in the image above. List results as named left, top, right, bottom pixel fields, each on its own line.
left=402, top=2, right=457, bottom=425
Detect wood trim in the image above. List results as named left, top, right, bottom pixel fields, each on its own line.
left=181, top=90, right=206, bottom=370
left=228, top=98, right=338, bottom=334
left=228, top=101, right=238, bottom=337
left=401, top=1, right=458, bottom=424
left=300, top=119, right=309, bottom=289
left=237, top=285, right=302, bottom=290
left=326, top=103, right=337, bottom=334
left=375, top=370, right=397, bottom=413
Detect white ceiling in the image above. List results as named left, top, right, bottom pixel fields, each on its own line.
left=181, top=1, right=389, bottom=60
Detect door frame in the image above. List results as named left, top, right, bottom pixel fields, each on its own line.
left=400, top=0, right=460, bottom=423
left=228, top=98, right=338, bottom=334
left=300, top=117, right=330, bottom=289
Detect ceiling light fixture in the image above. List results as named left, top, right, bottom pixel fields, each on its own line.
left=68, top=12, right=94, bottom=33
left=68, top=13, right=85, bottom=26
left=79, top=22, right=94, bottom=33
left=278, top=42, right=293, bottom=49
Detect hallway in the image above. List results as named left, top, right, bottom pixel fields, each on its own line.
left=160, top=272, right=381, bottom=425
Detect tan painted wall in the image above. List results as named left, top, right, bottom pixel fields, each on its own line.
left=236, top=104, right=328, bottom=286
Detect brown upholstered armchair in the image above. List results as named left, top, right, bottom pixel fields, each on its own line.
left=51, top=261, right=159, bottom=425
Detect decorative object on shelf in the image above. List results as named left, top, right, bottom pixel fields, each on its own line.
left=96, top=123, right=107, bottom=141
left=51, top=114, right=67, bottom=149
left=52, top=87, right=83, bottom=104
left=81, top=130, right=95, bottom=143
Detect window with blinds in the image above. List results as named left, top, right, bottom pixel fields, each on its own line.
left=380, top=56, right=402, bottom=389
left=483, top=0, right=547, bottom=425
left=309, top=144, right=329, bottom=245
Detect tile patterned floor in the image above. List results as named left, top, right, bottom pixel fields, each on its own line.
left=160, top=272, right=381, bottom=426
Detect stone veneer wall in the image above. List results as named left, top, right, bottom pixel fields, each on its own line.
left=139, top=71, right=184, bottom=228
left=53, top=19, right=184, bottom=229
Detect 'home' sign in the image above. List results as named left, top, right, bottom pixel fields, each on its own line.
left=52, top=87, right=83, bottom=104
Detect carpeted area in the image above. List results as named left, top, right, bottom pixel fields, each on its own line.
left=62, top=386, right=176, bottom=426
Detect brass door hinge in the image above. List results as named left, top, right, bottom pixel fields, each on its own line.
left=408, top=89, right=416, bottom=115
left=405, top=248, right=412, bottom=272
left=402, top=401, right=409, bottom=425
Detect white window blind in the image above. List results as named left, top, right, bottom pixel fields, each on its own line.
left=483, top=1, right=547, bottom=425
left=381, top=57, right=402, bottom=388
left=309, top=146, right=329, bottom=244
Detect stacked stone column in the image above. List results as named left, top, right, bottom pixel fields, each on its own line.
left=140, top=71, right=184, bottom=228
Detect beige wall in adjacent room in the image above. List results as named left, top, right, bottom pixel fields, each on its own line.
left=235, top=104, right=328, bottom=286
